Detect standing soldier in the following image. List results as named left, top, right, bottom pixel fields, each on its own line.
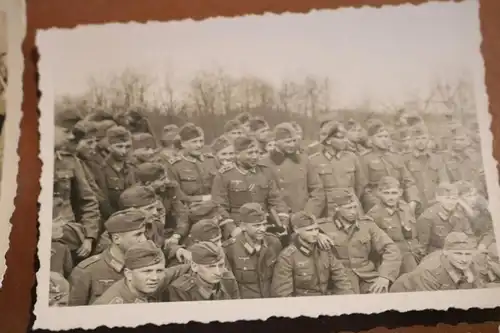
left=248, top=116, right=271, bottom=155
left=360, top=119, right=420, bottom=213
left=167, top=123, right=218, bottom=204
left=309, top=120, right=366, bottom=217
left=211, top=136, right=290, bottom=239
left=155, top=124, right=179, bottom=163
left=367, top=177, right=422, bottom=273
left=223, top=203, right=283, bottom=299
left=271, top=211, right=354, bottom=297
left=168, top=242, right=240, bottom=301
left=390, top=232, right=481, bottom=292
left=94, top=119, right=116, bottom=160
left=344, top=118, right=371, bottom=156
left=477, top=243, right=500, bottom=288
left=263, top=122, right=325, bottom=217
left=416, top=182, right=474, bottom=256
left=130, top=132, right=158, bottom=166
left=68, top=208, right=148, bottom=306
left=122, top=108, right=157, bottom=143
left=234, top=112, right=253, bottom=134
left=261, top=131, right=276, bottom=160
left=393, top=128, right=413, bottom=155
left=404, top=125, right=449, bottom=212
left=93, top=126, right=136, bottom=220
left=223, top=119, right=245, bottom=141
left=210, top=136, right=235, bottom=168
left=51, top=197, right=73, bottom=278
left=317, top=190, right=401, bottom=294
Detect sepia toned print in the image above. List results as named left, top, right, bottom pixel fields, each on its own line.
left=34, top=0, right=500, bottom=330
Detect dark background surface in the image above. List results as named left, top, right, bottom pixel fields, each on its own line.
left=1, top=0, right=500, bottom=332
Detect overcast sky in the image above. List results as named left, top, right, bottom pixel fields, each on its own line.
left=38, top=0, right=483, bottom=109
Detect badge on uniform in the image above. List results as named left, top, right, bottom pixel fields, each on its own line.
left=238, top=255, right=251, bottom=262
left=243, top=242, right=255, bottom=254
left=297, top=261, right=307, bottom=267
left=299, top=246, right=311, bottom=255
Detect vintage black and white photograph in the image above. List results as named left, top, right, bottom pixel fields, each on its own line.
left=35, top=0, right=500, bottom=330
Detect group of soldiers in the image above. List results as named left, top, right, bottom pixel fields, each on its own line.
left=48, top=105, right=499, bottom=307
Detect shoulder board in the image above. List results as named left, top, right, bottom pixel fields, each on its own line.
left=108, top=297, right=124, bottom=305
left=172, top=274, right=196, bottom=291
left=316, top=217, right=331, bottom=225
left=168, top=156, right=182, bottom=165
left=360, top=149, right=372, bottom=156
left=222, top=237, right=236, bottom=247
left=219, top=164, right=234, bottom=174
left=282, top=245, right=297, bottom=256
left=257, top=161, right=269, bottom=168
left=204, top=152, right=215, bottom=158
left=307, top=142, right=319, bottom=148
left=76, top=255, right=101, bottom=269
left=308, top=152, right=320, bottom=159
left=359, top=215, right=374, bottom=223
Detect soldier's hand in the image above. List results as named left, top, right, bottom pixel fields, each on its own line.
left=175, top=248, right=192, bottom=264
left=76, top=239, right=93, bottom=258
left=317, top=233, right=334, bottom=250
left=369, top=277, right=390, bottom=293
left=231, top=227, right=242, bottom=238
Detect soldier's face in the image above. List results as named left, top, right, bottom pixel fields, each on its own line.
left=296, top=224, right=320, bottom=244
left=347, top=125, right=363, bottom=142
left=194, top=258, right=226, bottom=284
left=109, top=140, right=132, bottom=161
left=276, top=137, right=298, bottom=154
left=116, top=227, right=147, bottom=252
left=265, top=140, right=275, bottom=152
left=400, top=137, right=413, bottom=151
left=238, top=145, right=259, bottom=168
left=216, top=145, right=235, bottom=166
left=244, top=221, right=268, bottom=241
left=445, top=249, right=475, bottom=271
left=378, top=187, right=402, bottom=207
left=54, top=126, right=75, bottom=150
left=371, top=130, right=391, bottom=150
left=437, top=193, right=459, bottom=211
left=227, top=129, right=244, bottom=140
left=414, top=134, right=429, bottom=151
left=127, top=261, right=166, bottom=295
left=141, top=202, right=161, bottom=221
left=338, top=202, right=359, bottom=222
left=452, top=135, right=470, bottom=151
left=182, top=136, right=205, bottom=154
left=325, top=131, right=347, bottom=151
left=76, top=137, right=97, bottom=155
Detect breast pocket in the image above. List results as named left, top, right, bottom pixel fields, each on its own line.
left=254, top=182, right=269, bottom=201
left=233, top=259, right=258, bottom=284
left=318, top=166, right=335, bottom=188
left=54, top=170, right=73, bottom=198
left=107, top=176, right=125, bottom=192
left=294, top=264, right=315, bottom=288
left=368, top=160, right=387, bottom=182
left=349, top=236, right=371, bottom=259
left=178, top=169, right=200, bottom=195
left=228, top=181, right=250, bottom=207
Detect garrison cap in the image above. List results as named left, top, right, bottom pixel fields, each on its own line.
left=487, top=243, right=499, bottom=260
left=211, top=136, right=232, bottom=154
left=189, top=200, right=218, bottom=222
left=367, top=119, right=387, bottom=137
left=55, top=108, right=83, bottom=129
left=49, top=272, right=70, bottom=306
left=344, top=118, right=360, bottom=131
left=377, top=176, right=401, bottom=191
left=132, top=133, right=156, bottom=150
left=105, top=207, right=147, bottom=234
left=190, top=219, right=221, bottom=242
left=94, top=120, right=117, bottom=140
left=191, top=241, right=224, bottom=265
left=233, top=136, right=257, bottom=153
left=85, top=109, right=115, bottom=122
left=318, top=112, right=336, bottom=129
left=291, top=211, right=316, bottom=229
left=125, top=240, right=164, bottom=270
left=72, top=120, right=98, bottom=141
left=274, top=122, right=296, bottom=141
left=248, top=117, right=268, bottom=132
left=135, top=162, right=165, bottom=184
left=335, top=188, right=356, bottom=206
left=322, top=121, right=343, bottom=143
left=224, top=119, right=242, bottom=133
left=436, top=182, right=458, bottom=197
left=119, top=185, right=157, bottom=209
left=444, top=232, right=475, bottom=251
left=235, top=112, right=252, bottom=125
left=178, top=123, right=203, bottom=142
left=239, top=202, right=267, bottom=224
left=106, top=126, right=132, bottom=145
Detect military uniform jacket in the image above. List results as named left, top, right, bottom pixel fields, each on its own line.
left=93, top=264, right=191, bottom=305
left=211, top=163, right=289, bottom=234
left=68, top=248, right=125, bottom=306
left=416, top=202, right=474, bottom=255
left=390, top=252, right=482, bottom=292
left=262, top=150, right=325, bottom=217
left=271, top=236, right=354, bottom=297
left=309, top=148, right=367, bottom=213
left=54, top=151, right=100, bottom=240
left=360, top=149, right=420, bottom=204
left=50, top=240, right=73, bottom=278
left=223, top=231, right=282, bottom=299
left=404, top=150, right=449, bottom=208
left=168, top=271, right=240, bottom=301
left=317, top=217, right=402, bottom=282
left=167, top=152, right=218, bottom=202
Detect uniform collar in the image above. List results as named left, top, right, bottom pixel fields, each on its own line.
left=436, top=204, right=455, bottom=221
left=413, top=149, right=430, bottom=158
left=384, top=202, right=403, bottom=216
left=323, top=148, right=343, bottom=161
left=104, top=247, right=125, bottom=273
left=294, top=236, right=315, bottom=257
left=122, top=279, right=152, bottom=303
left=235, top=163, right=256, bottom=175
left=182, top=152, right=203, bottom=163
left=441, top=254, right=475, bottom=284
left=334, top=217, right=359, bottom=232
left=194, top=273, right=221, bottom=300
left=241, top=231, right=266, bottom=254
left=269, top=149, right=300, bottom=165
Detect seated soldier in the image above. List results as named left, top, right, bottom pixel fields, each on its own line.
left=49, top=272, right=70, bottom=307
left=93, top=240, right=190, bottom=305
left=271, top=211, right=354, bottom=297
left=168, top=242, right=240, bottom=301
left=317, top=189, right=401, bottom=294
left=211, top=136, right=235, bottom=168
left=477, top=243, right=500, bottom=288
left=51, top=197, right=73, bottom=278
left=390, top=232, right=481, bottom=292
left=367, top=176, right=422, bottom=274
left=223, top=203, right=283, bottom=299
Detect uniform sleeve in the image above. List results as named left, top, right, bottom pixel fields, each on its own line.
left=328, top=251, right=355, bottom=294
left=354, top=155, right=368, bottom=200
left=63, top=245, right=74, bottom=278
left=211, top=172, right=237, bottom=235
left=271, top=251, right=294, bottom=297
left=68, top=266, right=91, bottom=306
left=167, top=284, right=190, bottom=302
left=304, top=160, right=326, bottom=218
left=399, top=162, right=420, bottom=205
left=265, top=173, right=290, bottom=220
left=166, top=165, right=189, bottom=202
left=171, top=195, right=190, bottom=238
left=73, top=157, right=101, bottom=240
left=370, top=224, right=402, bottom=282
left=416, top=214, right=433, bottom=255
left=162, top=264, right=191, bottom=288
left=90, top=164, right=114, bottom=220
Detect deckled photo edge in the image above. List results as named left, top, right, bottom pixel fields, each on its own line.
left=0, top=0, right=26, bottom=286
left=33, top=0, right=500, bottom=330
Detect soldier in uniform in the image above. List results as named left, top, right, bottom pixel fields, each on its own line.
left=211, top=136, right=290, bottom=239
left=49, top=272, right=70, bottom=307
left=477, top=242, right=500, bottom=288
left=93, top=126, right=136, bottom=220
left=93, top=241, right=190, bottom=305
left=359, top=119, right=420, bottom=213
left=316, top=190, right=401, bottom=293
left=416, top=182, right=474, bottom=256
left=68, top=208, right=148, bottom=306
left=271, top=211, right=354, bottom=297
left=262, top=131, right=276, bottom=160
left=404, top=125, right=449, bottom=212
left=309, top=120, right=366, bottom=217
left=263, top=122, right=325, bottom=217
left=367, top=177, right=421, bottom=273
left=130, top=132, right=158, bottom=166
left=223, top=119, right=245, bottom=141
left=248, top=116, right=271, bottom=155
left=234, top=112, right=253, bottom=134
left=159, top=124, right=179, bottom=160
left=393, top=128, right=413, bottom=155
left=344, top=118, right=370, bottom=156
left=211, top=136, right=235, bottom=168
left=93, top=119, right=117, bottom=160
left=168, top=241, right=240, bottom=301
left=223, top=203, right=283, bottom=298
left=306, top=117, right=336, bottom=157
left=390, top=232, right=481, bottom=292
left=167, top=123, right=218, bottom=204
left=51, top=197, right=73, bottom=278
